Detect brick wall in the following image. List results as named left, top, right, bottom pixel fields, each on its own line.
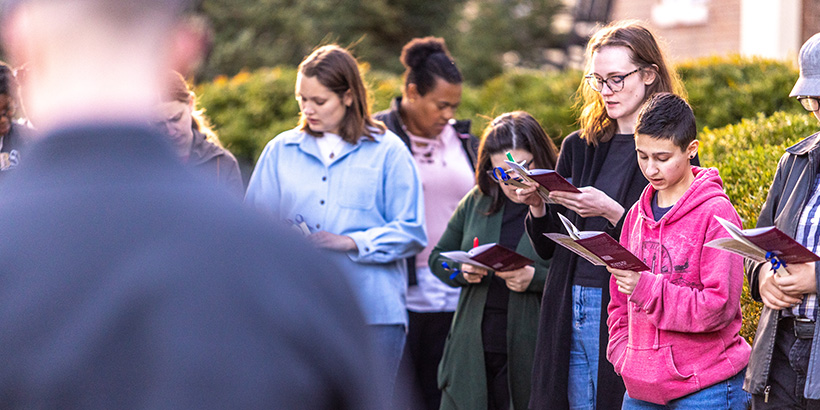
left=804, top=0, right=820, bottom=43
left=609, top=0, right=742, bottom=62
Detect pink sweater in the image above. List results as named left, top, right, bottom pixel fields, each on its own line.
left=607, top=167, right=751, bottom=404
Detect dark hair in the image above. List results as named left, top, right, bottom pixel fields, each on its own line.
left=400, top=37, right=462, bottom=96
left=298, top=45, right=384, bottom=143
left=162, top=70, right=224, bottom=147
left=578, top=20, right=685, bottom=146
left=635, top=92, right=696, bottom=150
left=477, top=111, right=559, bottom=215
left=0, top=61, right=15, bottom=97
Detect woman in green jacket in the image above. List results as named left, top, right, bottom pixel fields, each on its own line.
left=429, top=111, right=558, bottom=410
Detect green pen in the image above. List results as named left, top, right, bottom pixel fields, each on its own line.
left=506, top=151, right=515, bottom=162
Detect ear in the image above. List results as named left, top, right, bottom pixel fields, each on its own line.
left=643, top=64, right=659, bottom=86
left=405, top=83, right=420, bottom=102
left=1, top=8, right=31, bottom=68
left=167, top=17, right=211, bottom=77
left=686, top=139, right=699, bottom=159
left=343, top=89, right=353, bottom=107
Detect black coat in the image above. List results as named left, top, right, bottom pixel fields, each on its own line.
left=0, top=124, right=385, bottom=409
left=526, top=131, right=700, bottom=409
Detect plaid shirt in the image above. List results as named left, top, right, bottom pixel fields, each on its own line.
left=789, top=174, right=820, bottom=321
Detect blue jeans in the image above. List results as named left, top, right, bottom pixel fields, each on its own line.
left=369, top=324, right=407, bottom=399
left=568, top=285, right=602, bottom=410
left=623, top=368, right=750, bottom=409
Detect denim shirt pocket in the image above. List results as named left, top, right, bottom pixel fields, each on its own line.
left=338, top=166, right=379, bottom=210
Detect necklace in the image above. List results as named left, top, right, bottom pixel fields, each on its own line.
left=317, top=132, right=345, bottom=161
left=328, top=138, right=345, bottom=159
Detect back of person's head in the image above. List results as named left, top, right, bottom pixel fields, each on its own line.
left=400, top=37, right=462, bottom=96
left=578, top=20, right=684, bottom=145
left=297, top=45, right=383, bottom=143
left=1, top=0, right=201, bottom=131
left=635, top=92, right=696, bottom=151
left=476, top=111, right=559, bottom=214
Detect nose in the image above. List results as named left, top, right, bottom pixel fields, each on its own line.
left=600, top=82, right=615, bottom=96
left=163, top=122, right=175, bottom=136
left=442, top=106, right=455, bottom=121
left=300, top=101, right=315, bottom=115
left=645, top=160, right=659, bottom=176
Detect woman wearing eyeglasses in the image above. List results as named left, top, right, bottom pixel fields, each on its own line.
left=744, top=33, right=820, bottom=409
left=518, top=20, right=696, bottom=410
left=428, top=111, right=557, bottom=410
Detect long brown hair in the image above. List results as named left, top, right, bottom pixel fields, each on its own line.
left=297, top=45, right=384, bottom=143
left=476, top=111, right=559, bottom=215
left=577, top=20, right=685, bottom=146
left=162, top=71, right=224, bottom=148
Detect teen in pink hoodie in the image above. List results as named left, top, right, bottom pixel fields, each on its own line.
left=606, top=93, right=751, bottom=408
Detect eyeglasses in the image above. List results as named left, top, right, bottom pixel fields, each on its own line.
left=486, top=160, right=531, bottom=182
left=798, top=96, right=820, bottom=112
left=584, top=68, right=642, bottom=93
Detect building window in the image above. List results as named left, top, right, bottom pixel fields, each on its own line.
left=651, top=0, right=709, bottom=28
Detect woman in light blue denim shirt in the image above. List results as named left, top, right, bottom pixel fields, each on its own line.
left=244, top=45, right=427, bottom=397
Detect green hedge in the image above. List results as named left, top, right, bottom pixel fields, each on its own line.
left=197, top=55, right=801, bottom=168
left=678, top=55, right=801, bottom=131
left=197, top=68, right=301, bottom=167
left=699, top=111, right=818, bottom=343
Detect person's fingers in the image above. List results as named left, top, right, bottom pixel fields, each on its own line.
left=761, top=287, right=801, bottom=308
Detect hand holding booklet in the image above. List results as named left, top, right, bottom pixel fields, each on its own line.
left=501, top=160, right=580, bottom=205
left=543, top=213, right=650, bottom=272
left=440, top=243, right=534, bottom=272
left=704, top=216, right=820, bottom=272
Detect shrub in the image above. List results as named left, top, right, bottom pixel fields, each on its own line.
left=678, top=55, right=801, bottom=131
left=196, top=67, right=301, bottom=166
left=699, top=111, right=818, bottom=342
left=197, top=56, right=801, bottom=168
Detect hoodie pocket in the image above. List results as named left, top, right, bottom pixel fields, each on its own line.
left=620, top=345, right=699, bottom=404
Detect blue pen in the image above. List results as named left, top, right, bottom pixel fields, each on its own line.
left=442, top=261, right=461, bottom=280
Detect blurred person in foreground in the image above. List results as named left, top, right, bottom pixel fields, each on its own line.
left=0, top=0, right=385, bottom=408
left=155, top=71, right=243, bottom=197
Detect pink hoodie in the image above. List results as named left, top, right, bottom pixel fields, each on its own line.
left=607, top=166, right=751, bottom=404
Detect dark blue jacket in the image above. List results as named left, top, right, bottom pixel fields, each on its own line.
left=0, top=124, right=385, bottom=409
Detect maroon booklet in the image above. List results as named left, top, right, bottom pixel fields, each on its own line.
left=504, top=160, right=581, bottom=194
left=440, top=243, right=534, bottom=271
left=705, top=216, right=820, bottom=265
left=543, top=213, right=651, bottom=272
left=527, top=169, right=581, bottom=193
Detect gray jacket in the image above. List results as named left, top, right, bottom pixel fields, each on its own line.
left=187, top=128, right=243, bottom=198
left=744, top=131, right=820, bottom=399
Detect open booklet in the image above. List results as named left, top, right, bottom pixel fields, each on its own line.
left=499, top=160, right=581, bottom=204
left=440, top=243, right=534, bottom=272
left=704, top=216, right=820, bottom=271
left=543, top=213, right=650, bottom=272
